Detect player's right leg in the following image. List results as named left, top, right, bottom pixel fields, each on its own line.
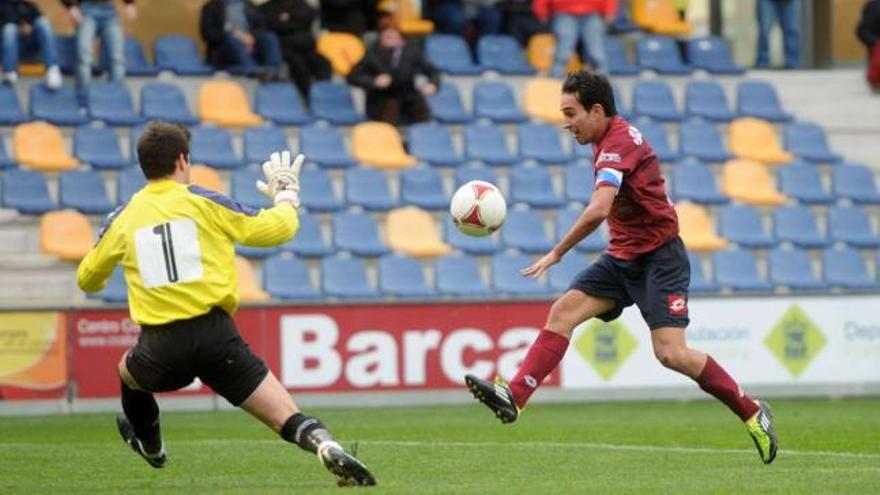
left=116, top=351, right=167, bottom=468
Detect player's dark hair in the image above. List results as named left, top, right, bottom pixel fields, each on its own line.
left=137, top=121, right=191, bottom=180
left=561, top=70, right=617, bottom=117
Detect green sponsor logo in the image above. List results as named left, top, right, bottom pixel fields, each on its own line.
left=764, top=304, right=827, bottom=377
left=573, top=320, right=638, bottom=381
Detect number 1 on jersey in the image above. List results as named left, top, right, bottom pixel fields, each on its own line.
left=135, top=218, right=203, bottom=288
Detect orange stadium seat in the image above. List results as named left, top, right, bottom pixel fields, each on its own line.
left=317, top=32, right=366, bottom=77
left=675, top=203, right=729, bottom=252
left=526, top=33, right=581, bottom=73
left=381, top=0, right=435, bottom=35
left=199, top=80, right=262, bottom=128
left=524, top=78, right=564, bottom=124
left=723, top=159, right=787, bottom=206
left=14, top=122, right=79, bottom=171
left=353, top=122, right=417, bottom=169
left=729, top=118, right=794, bottom=164
left=633, top=0, right=693, bottom=36
left=386, top=207, right=452, bottom=257
left=189, top=164, right=225, bottom=193
left=235, top=256, right=269, bottom=302
left=40, top=210, right=93, bottom=261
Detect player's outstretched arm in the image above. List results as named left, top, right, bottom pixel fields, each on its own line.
left=256, top=151, right=303, bottom=208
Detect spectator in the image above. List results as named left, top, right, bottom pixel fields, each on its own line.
left=61, top=0, right=136, bottom=88
left=320, top=0, right=380, bottom=36
left=755, top=0, right=800, bottom=69
left=533, top=0, right=616, bottom=77
left=857, top=0, right=880, bottom=91
left=259, top=0, right=331, bottom=98
left=499, top=0, right=548, bottom=46
left=200, top=0, right=284, bottom=79
left=347, top=25, right=440, bottom=125
left=428, top=0, right=503, bottom=40
left=1, top=0, right=62, bottom=88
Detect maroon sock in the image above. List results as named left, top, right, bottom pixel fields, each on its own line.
left=508, top=330, right=569, bottom=409
left=696, top=355, right=760, bottom=421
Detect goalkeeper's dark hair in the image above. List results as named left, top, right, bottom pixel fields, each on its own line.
left=562, top=70, right=617, bottom=117
left=137, top=121, right=191, bottom=180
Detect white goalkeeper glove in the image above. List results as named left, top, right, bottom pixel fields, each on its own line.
left=256, top=150, right=303, bottom=208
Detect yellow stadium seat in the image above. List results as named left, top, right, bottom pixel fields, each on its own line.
left=380, top=0, right=435, bottom=35
left=199, top=80, right=262, bottom=128
left=729, top=118, right=793, bottom=165
left=675, top=203, right=729, bottom=252
left=19, top=62, right=45, bottom=76
left=526, top=33, right=582, bottom=73
left=524, top=78, right=564, bottom=124
left=353, top=122, right=417, bottom=169
left=235, top=256, right=269, bottom=302
left=317, top=32, right=366, bottom=77
left=723, top=159, right=787, bottom=206
left=41, top=210, right=93, bottom=261
left=14, top=122, right=79, bottom=172
left=189, top=164, right=225, bottom=193
left=386, top=207, right=452, bottom=258
left=633, top=0, right=693, bottom=35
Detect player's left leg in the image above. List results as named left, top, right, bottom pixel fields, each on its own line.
left=116, top=351, right=167, bottom=468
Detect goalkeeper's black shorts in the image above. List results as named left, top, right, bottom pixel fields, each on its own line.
left=126, top=307, right=269, bottom=406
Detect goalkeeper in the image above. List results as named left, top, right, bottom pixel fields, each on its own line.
left=76, top=121, right=375, bottom=486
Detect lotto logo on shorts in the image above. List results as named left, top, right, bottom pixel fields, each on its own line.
left=668, top=295, right=688, bottom=316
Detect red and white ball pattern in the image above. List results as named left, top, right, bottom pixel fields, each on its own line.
left=450, top=180, right=507, bottom=237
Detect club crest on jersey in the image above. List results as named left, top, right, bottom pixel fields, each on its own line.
left=668, top=295, right=688, bottom=316
left=597, top=150, right=622, bottom=164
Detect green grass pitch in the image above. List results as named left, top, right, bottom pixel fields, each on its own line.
left=2, top=398, right=878, bottom=494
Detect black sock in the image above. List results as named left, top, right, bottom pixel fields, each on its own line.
left=280, top=413, right=334, bottom=454
left=120, top=381, right=162, bottom=453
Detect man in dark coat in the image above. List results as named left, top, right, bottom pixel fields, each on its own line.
left=259, top=0, right=331, bottom=98
left=200, top=0, right=283, bottom=77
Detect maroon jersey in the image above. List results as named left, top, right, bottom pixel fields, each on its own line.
left=591, top=116, right=679, bottom=260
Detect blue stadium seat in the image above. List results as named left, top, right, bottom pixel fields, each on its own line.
left=401, top=167, right=448, bottom=210
left=604, top=35, right=641, bottom=75
left=823, top=248, right=878, bottom=289
left=100, top=36, right=158, bottom=76
left=309, top=81, right=361, bottom=125
left=833, top=164, right=880, bottom=204
left=333, top=212, right=390, bottom=256
left=1, top=169, right=55, bottom=214
left=636, top=119, right=679, bottom=162
left=74, top=127, right=131, bottom=170
left=54, top=35, right=79, bottom=75
left=0, top=85, right=26, bottom=125
left=684, top=80, right=734, bottom=122
left=190, top=126, right=242, bottom=169
left=612, top=84, right=631, bottom=121
left=686, top=36, right=745, bottom=74
left=564, top=162, right=593, bottom=204
left=345, top=167, right=398, bottom=211
left=287, top=213, right=333, bottom=257
left=473, top=81, right=527, bottom=123
left=774, top=206, right=829, bottom=248
left=477, top=35, right=535, bottom=75
left=140, top=82, right=198, bottom=125
left=678, top=120, right=731, bottom=163
left=455, top=165, right=498, bottom=187
left=428, top=83, right=472, bottom=124
left=243, top=126, right=289, bottom=165
left=777, top=162, right=834, bottom=204
left=688, top=253, right=720, bottom=293
left=768, top=248, right=828, bottom=291
left=0, top=137, right=16, bottom=169
left=117, top=168, right=146, bottom=204
left=555, top=208, right=608, bottom=252
left=784, top=122, right=841, bottom=164
left=435, top=254, right=493, bottom=297
left=379, top=254, right=435, bottom=298
left=321, top=256, right=380, bottom=299
left=548, top=254, right=590, bottom=292
left=713, top=249, right=773, bottom=292
left=636, top=35, right=693, bottom=75
left=299, top=168, right=344, bottom=212
left=87, top=82, right=141, bottom=126
left=263, top=255, right=321, bottom=299
left=59, top=170, right=114, bottom=214
left=443, top=216, right=502, bottom=255
left=502, top=209, right=555, bottom=253
left=633, top=80, right=682, bottom=122
left=464, top=123, right=517, bottom=166
left=518, top=122, right=571, bottom=164
left=408, top=123, right=463, bottom=167
left=154, top=35, right=213, bottom=75
left=29, top=83, right=87, bottom=126
left=671, top=158, right=728, bottom=204
left=254, top=83, right=312, bottom=125
left=492, top=252, right=548, bottom=296
left=736, top=81, right=791, bottom=122
left=573, top=140, right=594, bottom=160
left=718, top=205, right=775, bottom=248
left=91, top=267, right=128, bottom=302
left=231, top=167, right=272, bottom=210
left=299, top=125, right=355, bottom=169
left=510, top=165, right=565, bottom=208
left=425, top=34, right=482, bottom=75
left=828, top=206, right=880, bottom=248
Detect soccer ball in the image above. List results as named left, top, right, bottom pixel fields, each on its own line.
left=450, top=180, right=507, bottom=237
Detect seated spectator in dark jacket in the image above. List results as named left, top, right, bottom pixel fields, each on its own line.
left=320, top=0, right=379, bottom=36
left=200, top=0, right=283, bottom=78
left=260, top=0, right=331, bottom=98
left=2, top=0, right=62, bottom=88
left=500, top=0, right=547, bottom=45
left=427, top=0, right=503, bottom=40
left=347, top=25, right=440, bottom=125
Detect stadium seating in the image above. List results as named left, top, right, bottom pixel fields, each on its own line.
left=736, top=81, right=791, bottom=122
left=262, top=255, right=321, bottom=299
left=379, top=254, right=436, bottom=297
left=636, top=36, right=693, bottom=75
left=316, top=32, right=365, bottom=76
left=502, top=209, right=555, bottom=253
left=723, top=159, right=786, bottom=206
left=526, top=33, right=581, bottom=74
left=74, top=126, right=131, bottom=170
left=321, top=256, right=380, bottom=299
left=555, top=208, right=608, bottom=252
left=87, top=82, right=141, bottom=126
left=612, top=84, right=632, bottom=120
left=154, top=35, right=213, bottom=75
left=288, top=213, right=334, bottom=257
left=299, top=125, right=355, bottom=169
left=408, top=123, right=463, bottom=167
left=833, top=164, right=880, bottom=204
left=564, top=162, right=593, bottom=204
left=346, top=164, right=399, bottom=210
left=774, top=206, right=829, bottom=248
left=604, top=35, right=641, bottom=76
left=299, top=169, right=345, bottom=212
left=777, top=162, right=835, bottom=204
left=190, top=165, right=224, bottom=193
left=0, top=138, right=15, bottom=169
left=510, top=165, right=565, bottom=208
left=40, top=210, right=93, bottom=261
left=352, top=122, right=417, bottom=169
left=676, top=203, right=729, bottom=251
left=427, top=83, right=472, bottom=124
left=117, top=168, right=146, bottom=204
left=684, top=80, right=734, bottom=122
left=54, top=35, right=78, bottom=75
left=686, top=36, right=745, bottom=74
left=400, top=167, right=448, bottom=210
left=435, top=254, right=493, bottom=297
left=633, top=0, right=693, bottom=35
left=243, top=126, right=289, bottom=165
left=718, top=205, right=776, bottom=248
left=492, top=252, right=547, bottom=296
left=633, top=80, right=683, bottom=121
left=518, top=122, right=570, bottom=164
left=524, top=78, right=564, bottom=124
left=254, top=83, right=312, bottom=125
left=548, top=254, right=590, bottom=293
left=190, top=126, right=242, bottom=169
left=688, top=253, right=721, bottom=293
left=235, top=256, right=269, bottom=302
left=828, top=206, right=880, bottom=248
left=455, top=165, right=498, bottom=187
left=386, top=207, right=452, bottom=257
left=391, top=0, right=435, bottom=35
left=678, top=120, right=732, bottom=163
left=636, top=119, right=679, bottom=162
left=0, top=85, right=27, bottom=124
left=140, top=82, right=198, bottom=125
left=464, top=122, right=517, bottom=166
left=425, top=34, right=482, bottom=75
left=199, top=80, right=262, bottom=127
left=671, top=159, right=728, bottom=204
left=231, top=167, right=272, bottom=210
left=14, top=122, right=79, bottom=171
left=333, top=212, right=390, bottom=256
left=473, top=81, right=527, bottom=123
left=729, top=119, right=793, bottom=164
left=768, top=248, right=828, bottom=291
left=443, top=217, right=502, bottom=255
left=309, top=81, right=362, bottom=125
left=784, top=122, right=841, bottom=163
left=823, top=248, right=877, bottom=289
left=29, top=84, right=88, bottom=126
left=91, top=267, right=128, bottom=302
left=713, top=249, right=773, bottom=292
left=100, top=36, right=158, bottom=76
left=477, top=35, right=535, bottom=75
left=59, top=170, right=114, bottom=214
left=2, top=169, right=55, bottom=214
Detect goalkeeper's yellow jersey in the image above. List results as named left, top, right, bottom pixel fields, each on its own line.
left=77, top=179, right=298, bottom=325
